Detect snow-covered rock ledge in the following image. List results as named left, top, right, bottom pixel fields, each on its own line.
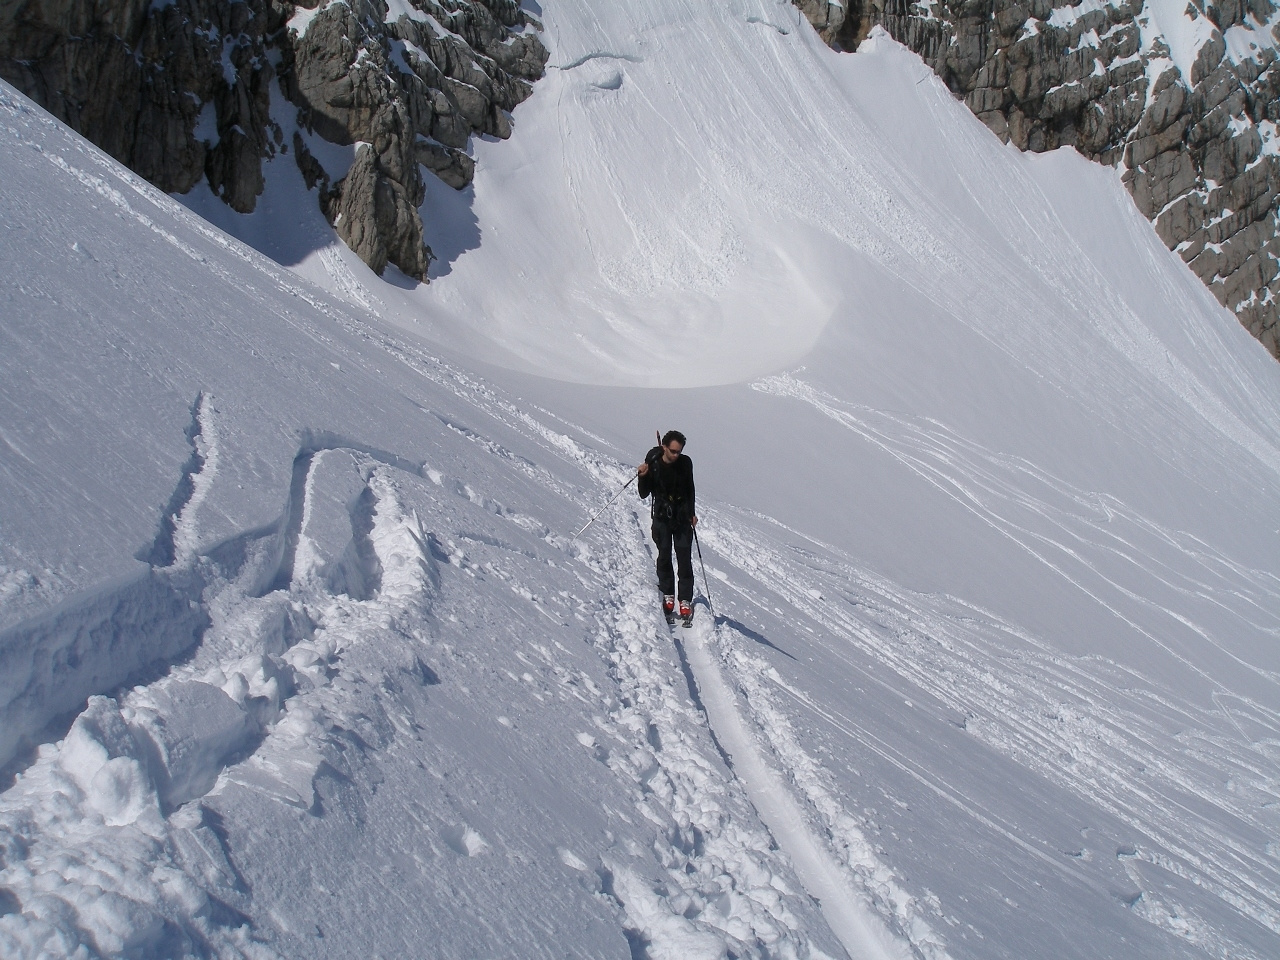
left=797, top=0, right=1280, bottom=356
left=0, top=0, right=547, bottom=280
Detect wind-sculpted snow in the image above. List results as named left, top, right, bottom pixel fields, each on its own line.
left=210, top=0, right=1280, bottom=396
left=751, top=372, right=1280, bottom=688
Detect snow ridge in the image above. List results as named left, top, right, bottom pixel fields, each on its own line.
left=142, top=391, right=220, bottom=568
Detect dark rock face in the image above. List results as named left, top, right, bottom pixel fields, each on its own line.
left=0, top=0, right=547, bottom=281
left=798, top=0, right=1280, bottom=357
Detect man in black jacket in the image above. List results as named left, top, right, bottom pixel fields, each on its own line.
left=638, top=430, right=698, bottom=622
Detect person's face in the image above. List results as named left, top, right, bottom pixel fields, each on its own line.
left=662, top=442, right=682, bottom=463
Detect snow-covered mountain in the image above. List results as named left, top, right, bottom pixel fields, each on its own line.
left=827, top=0, right=1280, bottom=357
left=9, top=0, right=1280, bottom=360
left=0, top=0, right=548, bottom=280
left=3, top=2, right=1280, bottom=959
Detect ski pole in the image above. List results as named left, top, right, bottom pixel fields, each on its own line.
left=574, top=474, right=637, bottom=540
left=693, top=526, right=714, bottom=616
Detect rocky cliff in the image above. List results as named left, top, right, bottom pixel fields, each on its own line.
left=0, top=0, right=547, bottom=280
left=798, top=0, right=1280, bottom=358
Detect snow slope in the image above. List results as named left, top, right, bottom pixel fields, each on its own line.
left=4, top=0, right=1280, bottom=957
left=0, top=82, right=860, bottom=960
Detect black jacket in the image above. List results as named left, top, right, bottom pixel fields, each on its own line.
left=639, top=446, right=695, bottom=524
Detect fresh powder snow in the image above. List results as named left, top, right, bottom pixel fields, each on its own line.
left=4, top=1, right=1280, bottom=958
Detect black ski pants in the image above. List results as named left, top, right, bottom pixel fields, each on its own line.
left=652, top=519, right=694, bottom=601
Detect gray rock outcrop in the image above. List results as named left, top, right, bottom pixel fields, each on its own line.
left=797, top=0, right=1280, bottom=358
left=0, top=0, right=547, bottom=281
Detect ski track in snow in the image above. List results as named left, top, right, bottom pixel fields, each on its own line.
left=697, top=491, right=1280, bottom=959
left=678, top=618, right=917, bottom=960
left=753, top=373, right=1280, bottom=689
left=583, top=496, right=918, bottom=959
left=3, top=301, right=1279, bottom=957
left=0, top=328, right=935, bottom=958
left=390, top=342, right=950, bottom=955
left=394, top=349, right=928, bottom=957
